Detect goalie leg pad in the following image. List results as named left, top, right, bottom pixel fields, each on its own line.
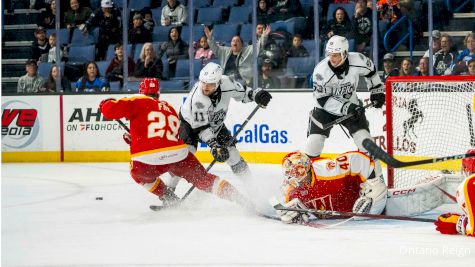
left=353, top=129, right=383, bottom=178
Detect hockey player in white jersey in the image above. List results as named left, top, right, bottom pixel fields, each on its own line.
left=178, top=62, right=272, bottom=176
left=304, top=35, right=387, bottom=213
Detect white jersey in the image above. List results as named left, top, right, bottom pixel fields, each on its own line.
left=180, top=76, right=254, bottom=142
left=312, top=52, right=384, bottom=116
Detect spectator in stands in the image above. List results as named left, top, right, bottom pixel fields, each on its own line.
left=83, top=0, right=122, bottom=61
left=434, top=33, right=458, bottom=75
left=141, top=7, right=155, bottom=32
left=40, top=0, right=61, bottom=29
left=399, top=57, right=414, bottom=76
left=257, top=0, right=275, bottom=24
left=286, top=34, right=309, bottom=58
left=17, top=60, right=45, bottom=93
left=134, top=42, right=164, bottom=79
left=270, top=0, right=304, bottom=22
left=46, top=33, right=63, bottom=63
left=453, top=33, right=475, bottom=75
left=322, top=7, right=353, bottom=42
left=255, top=23, right=283, bottom=67
left=106, top=43, right=135, bottom=86
left=415, top=57, right=429, bottom=76
left=158, top=27, right=188, bottom=78
left=462, top=59, right=475, bottom=75
left=251, top=58, right=280, bottom=89
left=75, top=61, right=110, bottom=92
left=64, top=0, right=93, bottom=42
left=423, top=30, right=441, bottom=60
left=129, top=13, right=152, bottom=45
left=161, top=0, right=187, bottom=26
left=31, top=26, right=51, bottom=62
left=205, top=25, right=268, bottom=86
left=41, top=65, right=71, bottom=92
left=352, top=0, right=372, bottom=54
left=194, top=36, right=215, bottom=66
left=381, top=53, right=398, bottom=82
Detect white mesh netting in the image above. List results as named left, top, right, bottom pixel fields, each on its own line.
left=387, top=79, right=475, bottom=188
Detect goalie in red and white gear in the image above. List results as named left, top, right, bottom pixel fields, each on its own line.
left=435, top=149, right=475, bottom=237
left=99, top=78, right=249, bottom=207
left=276, top=151, right=387, bottom=224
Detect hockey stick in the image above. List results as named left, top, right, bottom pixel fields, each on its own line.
left=362, top=138, right=475, bottom=168
left=273, top=205, right=436, bottom=223
left=310, top=102, right=374, bottom=130
left=467, top=104, right=475, bottom=147
left=178, top=104, right=262, bottom=201
left=116, top=119, right=130, bottom=132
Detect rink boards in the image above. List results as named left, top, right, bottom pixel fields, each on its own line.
left=1, top=92, right=387, bottom=163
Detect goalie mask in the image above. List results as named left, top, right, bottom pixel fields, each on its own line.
left=282, top=152, right=312, bottom=187
left=462, top=149, right=475, bottom=177
left=326, top=35, right=349, bottom=67
left=139, top=78, right=160, bottom=96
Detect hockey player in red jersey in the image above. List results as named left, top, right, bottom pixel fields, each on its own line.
left=99, top=78, right=248, bottom=207
left=277, top=151, right=387, bottom=224
left=435, top=149, right=475, bottom=237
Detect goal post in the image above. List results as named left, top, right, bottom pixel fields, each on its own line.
left=385, top=75, right=475, bottom=188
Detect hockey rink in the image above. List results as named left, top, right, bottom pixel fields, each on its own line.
left=2, top=162, right=474, bottom=267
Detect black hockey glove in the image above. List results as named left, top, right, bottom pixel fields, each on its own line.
left=253, top=88, right=272, bottom=107
left=370, top=92, right=385, bottom=108
left=346, top=103, right=365, bottom=120
left=208, top=139, right=230, bottom=162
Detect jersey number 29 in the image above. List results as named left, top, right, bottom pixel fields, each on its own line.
left=147, top=111, right=179, bottom=141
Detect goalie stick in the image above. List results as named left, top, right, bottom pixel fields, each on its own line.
left=362, top=138, right=475, bottom=168
left=467, top=104, right=475, bottom=147
left=273, top=204, right=435, bottom=223
left=150, top=104, right=262, bottom=211
left=310, top=102, right=374, bottom=130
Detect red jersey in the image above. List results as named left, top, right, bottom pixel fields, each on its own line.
left=100, top=95, right=188, bottom=165
left=283, top=151, right=375, bottom=212
left=457, top=174, right=475, bottom=237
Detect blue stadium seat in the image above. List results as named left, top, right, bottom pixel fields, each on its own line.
left=228, top=6, right=251, bottom=24
left=193, top=0, right=211, bottom=8
left=327, top=3, right=355, bottom=21
left=38, top=62, right=53, bottom=79
left=348, top=39, right=355, bottom=52
left=71, top=28, right=96, bottom=46
left=212, top=24, right=239, bottom=43
left=172, top=59, right=192, bottom=80
left=212, top=0, right=238, bottom=8
left=243, top=0, right=253, bottom=6
left=106, top=44, right=116, bottom=61
left=153, top=26, right=172, bottom=43
left=95, top=60, right=110, bottom=76
left=302, top=39, right=317, bottom=57
left=160, top=80, right=186, bottom=91
left=132, top=43, right=144, bottom=61
left=270, top=21, right=288, bottom=32
left=285, top=17, right=307, bottom=35
left=151, top=7, right=162, bottom=24
left=239, top=24, right=253, bottom=44
left=46, top=28, right=70, bottom=47
left=68, top=45, right=96, bottom=63
left=181, top=25, right=205, bottom=42
left=109, top=81, right=121, bottom=92
left=161, top=0, right=187, bottom=7
left=90, top=0, right=100, bottom=10
left=126, top=81, right=141, bottom=92
left=285, top=57, right=316, bottom=77
left=129, top=0, right=151, bottom=11
left=196, top=8, right=223, bottom=25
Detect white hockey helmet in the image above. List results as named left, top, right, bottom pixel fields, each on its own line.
left=199, top=62, right=223, bottom=84
left=326, top=35, right=349, bottom=62
left=282, top=151, right=312, bottom=187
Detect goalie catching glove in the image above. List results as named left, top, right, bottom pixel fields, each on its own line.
left=278, top=198, right=310, bottom=224
left=208, top=139, right=230, bottom=162
left=370, top=92, right=385, bottom=108
left=352, top=175, right=387, bottom=215
left=435, top=213, right=468, bottom=235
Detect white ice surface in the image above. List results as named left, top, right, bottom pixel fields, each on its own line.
left=2, top=163, right=474, bottom=267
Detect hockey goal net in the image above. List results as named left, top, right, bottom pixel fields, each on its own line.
left=386, top=76, right=475, bottom=188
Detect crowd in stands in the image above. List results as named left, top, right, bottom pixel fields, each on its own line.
left=9, top=0, right=475, bottom=93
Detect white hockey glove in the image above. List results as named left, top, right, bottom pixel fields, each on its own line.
left=353, top=176, right=388, bottom=215
left=278, top=198, right=310, bottom=224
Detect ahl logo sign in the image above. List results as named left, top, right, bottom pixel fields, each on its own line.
left=1, top=100, right=40, bottom=149
left=66, top=107, right=126, bottom=132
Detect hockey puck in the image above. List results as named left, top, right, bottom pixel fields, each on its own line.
left=95, top=197, right=103, bottom=200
